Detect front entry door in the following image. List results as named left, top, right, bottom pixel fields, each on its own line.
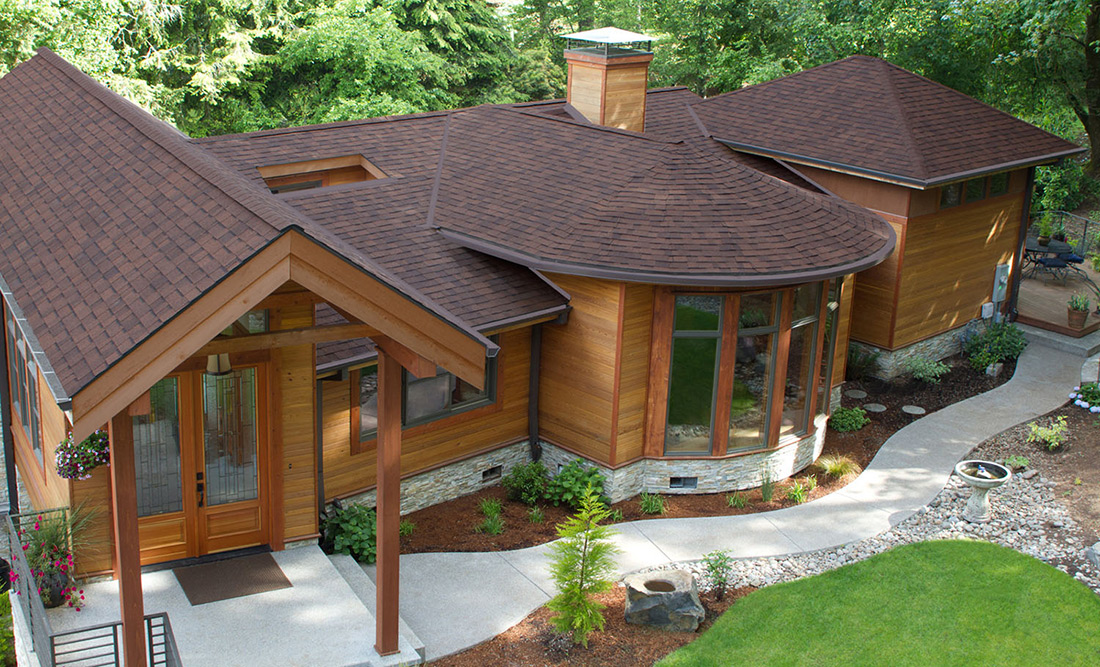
left=133, top=364, right=269, bottom=564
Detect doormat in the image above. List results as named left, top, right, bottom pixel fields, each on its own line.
left=173, top=552, right=292, bottom=605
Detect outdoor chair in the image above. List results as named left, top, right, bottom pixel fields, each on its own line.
left=1033, top=256, right=1069, bottom=284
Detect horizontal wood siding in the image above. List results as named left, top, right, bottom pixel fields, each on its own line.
left=567, top=63, right=604, bottom=125
left=894, top=193, right=1025, bottom=347
left=615, top=284, right=654, bottom=464
left=795, top=165, right=911, bottom=218
left=538, top=274, right=620, bottom=465
left=832, top=273, right=856, bottom=387
left=321, top=327, right=530, bottom=499
left=850, top=219, right=904, bottom=347
left=604, top=65, right=648, bottom=132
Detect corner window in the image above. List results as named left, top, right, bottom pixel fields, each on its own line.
left=5, top=306, right=41, bottom=465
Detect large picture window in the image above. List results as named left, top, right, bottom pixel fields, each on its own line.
left=4, top=306, right=41, bottom=464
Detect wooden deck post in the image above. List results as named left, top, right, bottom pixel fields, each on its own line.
left=108, top=410, right=147, bottom=666
left=374, top=348, right=402, bottom=656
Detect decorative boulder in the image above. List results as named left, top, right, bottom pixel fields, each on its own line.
left=623, top=569, right=705, bottom=632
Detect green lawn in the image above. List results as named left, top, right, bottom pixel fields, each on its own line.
left=660, top=540, right=1100, bottom=666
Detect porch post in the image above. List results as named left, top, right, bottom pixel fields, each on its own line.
left=374, top=348, right=402, bottom=656
left=108, top=410, right=147, bottom=666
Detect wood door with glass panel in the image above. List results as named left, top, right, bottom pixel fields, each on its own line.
left=134, top=364, right=269, bottom=564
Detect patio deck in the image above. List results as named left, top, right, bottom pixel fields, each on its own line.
left=45, top=546, right=422, bottom=667
left=1017, top=259, right=1100, bottom=337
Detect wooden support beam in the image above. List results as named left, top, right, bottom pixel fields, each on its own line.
left=194, top=323, right=378, bottom=357
left=108, top=409, right=146, bottom=667
left=375, top=349, right=402, bottom=656
left=254, top=291, right=321, bottom=311
left=374, top=336, right=436, bottom=379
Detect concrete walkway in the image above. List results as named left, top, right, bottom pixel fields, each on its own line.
left=365, top=343, right=1081, bottom=661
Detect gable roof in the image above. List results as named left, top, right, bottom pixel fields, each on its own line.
left=429, top=106, right=894, bottom=285
left=0, top=49, right=492, bottom=402
left=692, top=55, right=1084, bottom=187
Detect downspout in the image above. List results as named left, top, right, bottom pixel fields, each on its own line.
left=527, top=324, right=543, bottom=461
left=0, top=301, right=16, bottom=514
left=315, top=377, right=326, bottom=519
left=1008, top=166, right=1037, bottom=321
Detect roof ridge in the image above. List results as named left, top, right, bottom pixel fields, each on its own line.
left=696, top=57, right=859, bottom=103
left=876, top=57, right=929, bottom=179
left=425, top=113, right=453, bottom=230
left=196, top=108, right=454, bottom=142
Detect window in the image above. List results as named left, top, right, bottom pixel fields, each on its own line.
left=5, top=306, right=41, bottom=464
left=219, top=310, right=268, bottom=337
left=940, top=183, right=962, bottom=209
left=665, top=296, right=723, bottom=455
left=259, top=155, right=387, bottom=195
left=989, top=172, right=1009, bottom=197
left=356, top=341, right=498, bottom=444
left=729, top=293, right=779, bottom=452
left=964, top=178, right=987, bottom=203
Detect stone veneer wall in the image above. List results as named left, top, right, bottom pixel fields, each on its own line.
left=852, top=320, right=978, bottom=380
left=542, top=415, right=828, bottom=503
left=336, top=440, right=532, bottom=515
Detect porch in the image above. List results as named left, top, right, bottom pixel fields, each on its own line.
left=1017, top=211, right=1100, bottom=337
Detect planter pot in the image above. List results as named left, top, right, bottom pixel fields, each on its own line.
left=41, top=571, right=69, bottom=608
left=1038, top=235, right=1051, bottom=246
left=1069, top=308, right=1088, bottom=329
left=1053, top=233, right=1067, bottom=242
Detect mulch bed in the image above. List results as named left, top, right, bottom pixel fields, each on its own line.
left=433, top=586, right=753, bottom=667
left=399, top=354, right=1017, bottom=555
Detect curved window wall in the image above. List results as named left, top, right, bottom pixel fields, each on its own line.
left=662, top=283, right=826, bottom=457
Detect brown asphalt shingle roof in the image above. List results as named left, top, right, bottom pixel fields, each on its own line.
left=0, top=49, right=490, bottom=399
left=692, top=56, right=1084, bottom=186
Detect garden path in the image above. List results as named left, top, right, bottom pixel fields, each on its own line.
left=364, top=342, right=1081, bottom=662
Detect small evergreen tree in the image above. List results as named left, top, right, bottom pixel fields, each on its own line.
left=546, top=485, right=620, bottom=647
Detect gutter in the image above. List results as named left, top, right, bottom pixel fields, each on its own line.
left=0, top=299, right=19, bottom=514
left=527, top=324, right=543, bottom=461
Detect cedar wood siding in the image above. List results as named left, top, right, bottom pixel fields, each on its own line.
left=320, top=327, right=531, bottom=500
left=615, top=284, right=655, bottom=465
left=793, top=165, right=1027, bottom=350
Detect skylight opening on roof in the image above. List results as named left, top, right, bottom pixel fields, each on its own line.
left=258, top=155, right=387, bottom=194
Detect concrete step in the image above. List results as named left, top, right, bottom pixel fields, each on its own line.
left=1082, top=354, right=1100, bottom=385
left=329, top=553, right=426, bottom=663
left=1018, top=323, right=1100, bottom=358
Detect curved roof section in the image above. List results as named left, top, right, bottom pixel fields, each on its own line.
left=692, top=56, right=1083, bottom=187
left=430, top=106, right=895, bottom=286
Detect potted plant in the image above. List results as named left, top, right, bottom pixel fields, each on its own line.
left=55, top=429, right=109, bottom=480
left=1037, top=212, right=1053, bottom=246
left=13, top=508, right=92, bottom=610
left=1068, top=292, right=1090, bottom=329
left=1053, top=220, right=1067, bottom=243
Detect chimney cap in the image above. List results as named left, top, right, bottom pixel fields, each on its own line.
left=561, top=26, right=655, bottom=49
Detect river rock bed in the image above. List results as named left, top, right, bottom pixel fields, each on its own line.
left=663, top=472, right=1100, bottom=596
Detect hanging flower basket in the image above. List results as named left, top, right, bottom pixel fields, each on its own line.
left=55, top=430, right=110, bottom=480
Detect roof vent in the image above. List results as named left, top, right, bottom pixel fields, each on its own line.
left=561, top=27, right=655, bottom=133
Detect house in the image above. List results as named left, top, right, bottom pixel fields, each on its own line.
left=0, top=28, right=1079, bottom=665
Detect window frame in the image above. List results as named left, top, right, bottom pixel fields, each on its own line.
left=4, top=305, right=42, bottom=467
left=664, top=295, right=726, bottom=456
left=939, top=172, right=1013, bottom=211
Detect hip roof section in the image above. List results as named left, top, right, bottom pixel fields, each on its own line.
left=692, top=56, right=1084, bottom=187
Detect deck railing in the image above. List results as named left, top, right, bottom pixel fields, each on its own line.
left=1029, top=210, right=1097, bottom=256
left=4, top=509, right=182, bottom=667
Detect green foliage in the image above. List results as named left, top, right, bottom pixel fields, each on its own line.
left=474, top=514, right=505, bottom=535
left=846, top=347, right=881, bottom=381
left=546, top=486, right=620, bottom=647
left=326, top=504, right=377, bottom=564
left=546, top=460, right=606, bottom=509
left=830, top=406, right=871, bottom=432
left=803, top=474, right=817, bottom=492
left=502, top=461, right=549, bottom=506
left=964, top=322, right=1028, bottom=370
left=785, top=480, right=808, bottom=504
left=606, top=508, right=624, bottom=523
left=1027, top=416, right=1069, bottom=451
left=903, top=356, right=950, bottom=384
left=398, top=519, right=415, bottom=537
left=759, top=471, right=775, bottom=503
left=1073, top=382, right=1100, bottom=405
left=701, top=549, right=735, bottom=601
left=527, top=506, right=545, bottom=524
left=478, top=497, right=503, bottom=518
left=1089, top=252, right=1100, bottom=272
left=1069, top=292, right=1091, bottom=312
left=0, top=592, right=12, bottom=667
left=727, top=492, right=747, bottom=509
left=815, top=455, right=862, bottom=478
left=1005, top=454, right=1030, bottom=470
left=639, top=492, right=665, bottom=515
left=54, top=429, right=110, bottom=480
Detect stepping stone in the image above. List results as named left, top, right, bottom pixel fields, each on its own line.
left=845, top=389, right=868, bottom=400
left=901, top=405, right=926, bottom=416
left=863, top=403, right=887, bottom=413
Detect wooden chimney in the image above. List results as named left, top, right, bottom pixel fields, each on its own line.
left=562, top=27, right=655, bottom=133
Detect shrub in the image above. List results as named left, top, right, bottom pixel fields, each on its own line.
left=904, top=356, right=950, bottom=384
left=1089, top=252, right=1100, bottom=273
left=546, top=460, right=606, bottom=508
left=1069, top=383, right=1100, bottom=412
left=846, top=346, right=881, bottom=381
left=398, top=519, right=415, bottom=537
left=478, top=497, right=503, bottom=518
left=55, top=430, right=110, bottom=480
left=606, top=509, right=624, bottom=523
left=1005, top=455, right=1030, bottom=471
left=830, top=406, right=870, bottom=432
left=786, top=481, right=808, bottom=504
left=964, top=322, right=1027, bottom=370
left=816, top=455, right=862, bottom=479
left=701, top=550, right=735, bottom=601
left=639, top=492, right=665, bottom=515
left=547, top=486, right=619, bottom=647
left=760, top=473, right=775, bottom=503
left=527, top=506, right=545, bottom=524
left=0, top=592, right=12, bottom=667
left=803, top=474, right=817, bottom=492
left=502, top=461, right=549, bottom=506
left=327, top=504, right=377, bottom=564
left=475, top=515, right=505, bottom=535
left=1026, top=416, right=1069, bottom=451
left=727, top=492, right=747, bottom=509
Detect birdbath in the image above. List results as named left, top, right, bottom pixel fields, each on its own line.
left=954, top=460, right=1011, bottom=523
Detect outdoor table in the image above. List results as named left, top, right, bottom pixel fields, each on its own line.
left=1024, top=237, right=1093, bottom=286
